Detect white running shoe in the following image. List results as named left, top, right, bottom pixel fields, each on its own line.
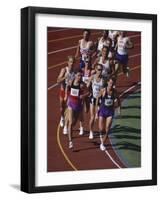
left=89, top=131, right=94, bottom=139
left=100, top=143, right=106, bottom=151
left=69, top=141, right=73, bottom=149
left=126, top=67, right=130, bottom=78
left=60, top=117, right=64, bottom=127
left=79, top=127, right=84, bottom=135
left=63, top=126, right=68, bottom=135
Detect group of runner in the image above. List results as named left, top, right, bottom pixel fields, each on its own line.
left=57, top=29, right=133, bottom=150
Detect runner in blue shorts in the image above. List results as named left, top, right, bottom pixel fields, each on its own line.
left=75, top=29, right=94, bottom=69
left=115, top=31, right=133, bottom=78
left=97, top=77, right=121, bottom=151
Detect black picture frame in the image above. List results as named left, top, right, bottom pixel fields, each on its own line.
left=21, top=6, right=157, bottom=193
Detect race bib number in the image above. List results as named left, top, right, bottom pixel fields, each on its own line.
left=70, top=88, right=79, bottom=97
left=104, top=99, right=113, bottom=106
left=82, top=53, right=87, bottom=61
left=93, top=87, right=100, bottom=98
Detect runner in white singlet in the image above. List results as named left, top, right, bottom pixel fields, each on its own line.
left=57, top=56, right=75, bottom=128
left=92, top=46, right=114, bottom=83
left=75, top=29, right=94, bottom=69
left=87, top=64, right=104, bottom=139
left=115, top=31, right=133, bottom=77
left=95, top=30, right=112, bottom=58
left=82, top=56, right=95, bottom=113
left=108, top=30, right=119, bottom=49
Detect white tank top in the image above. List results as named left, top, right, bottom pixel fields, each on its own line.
left=108, top=31, right=118, bottom=47
left=80, top=39, right=92, bottom=61
left=92, top=75, right=103, bottom=98
left=98, top=57, right=110, bottom=78
left=82, top=68, right=91, bottom=84
left=117, top=36, right=129, bottom=55
left=97, top=37, right=110, bottom=51
left=64, top=67, right=75, bottom=85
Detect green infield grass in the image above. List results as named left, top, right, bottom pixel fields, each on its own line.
left=110, top=89, right=141, bottom=168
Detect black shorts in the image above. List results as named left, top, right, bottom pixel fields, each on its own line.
left=90, top=96, right=101, bottom=106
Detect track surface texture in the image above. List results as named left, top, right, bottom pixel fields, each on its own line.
left=47, top=28, right=141, bottom=172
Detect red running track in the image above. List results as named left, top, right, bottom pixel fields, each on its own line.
left=47, top=28, right=141, bottom=172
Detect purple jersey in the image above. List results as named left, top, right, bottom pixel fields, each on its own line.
left=67, top=81, right=83, bottom=111
left=98, top=88, right=115, bottom=118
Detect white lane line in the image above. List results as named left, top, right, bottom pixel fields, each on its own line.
left=48, top=68, right=141, bottom=168
left=104, top=150, right=122, bottom=168
left=48, top=34, right=140, bottom=55
left=48, top=28, right=71, bottom=33
left=129, top=53, right=141, bottom=59
left=48, top=46, right=141, bottom=56
left=119, top=82, right=141, bottom=98
left=130, top=34, right=141, bottom=38
left=48, top=52, right=141, bottom=71
left=103, top=81, right=141, bottom=168
left=48, top=63, right=141, bottom=91
left=48, top=45, right=77, bottom=55
left=48, top=83, right=58, bottom=91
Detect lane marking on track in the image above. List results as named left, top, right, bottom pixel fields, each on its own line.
left=104, top=150, right=121, bottom=168
left=48, top=51, right=141, bottom=70
left=48, top=65, right=141, bottom=91
left=48, top=45, right=77, bottom=55
left=129, top=53, right=141, bottom=59
left=48, top=31, right=101, bottom=43
left=104, top=81, right=141, bottom=168
left=57, top=124, right=78, bottom=171
left=48, top=38, right=140, bottom=55
left=55, top=65, right=140, bottom=170
left=119, top=82, right=141, bottom=98
left=130, top=34, right=141, bottom=38
left=48, top=28, right=72, bottom=33
left=117, top=65, right=140, bottom=77
left=47, top=62, right=141, bottom=91
left=48, top=83, right=58, bottom=91
left=48, top=61, right=67, bottom=70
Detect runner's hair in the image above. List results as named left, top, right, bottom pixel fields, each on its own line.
left=67, top=55, right=75, bottom=61
left=83, top=29, right=91, bottom=35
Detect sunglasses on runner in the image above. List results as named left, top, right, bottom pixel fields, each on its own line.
left=97, top=68, right=102, bottom=71
left=85, top=60, right=89, bottom=63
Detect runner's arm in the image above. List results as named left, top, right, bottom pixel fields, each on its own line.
left=64, top=80, right=71, bottom=102
left=75, top=40, right=80, bottom=59
left=92, top=38, right=99, bottom=57
left=126, top=38, right=134, bottom=49
left=92, top=57, right=99, bottom=70
left=96, top=89, right=103, bottom=107
left=114, top=89, right=121, bottom=115
left=86, top=75, right=94, bottom=88
left=57, top=68, right=66, bottom=83
left=80, top=83, right=90, bottom=99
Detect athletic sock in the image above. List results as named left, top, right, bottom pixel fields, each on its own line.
left=100, top=133, right=103, bottom=144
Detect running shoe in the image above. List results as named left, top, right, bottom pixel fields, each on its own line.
left=63, top=126, right=68, bottom=135
left=79, top=127, right=84, bottom=135
left=89, top=131, right=94, bottom=139
left=126, top=66, right=130, bottom=78
left=100, top=143, right=106, bottom=151
left=60, top=117, right=64, bottom=127
left=69, top=141, right=73, bottom=149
